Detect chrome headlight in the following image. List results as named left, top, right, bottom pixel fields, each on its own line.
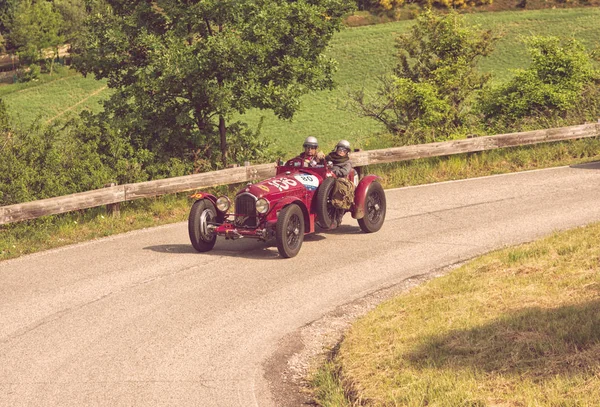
left=216, top=196, right=231, bottom=212
left=255, top=198, right=270, bottom=214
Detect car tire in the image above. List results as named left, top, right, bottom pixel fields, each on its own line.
left=276, top=204, right=305, bottom=258
left=358, top=181, right=386, bottom=233
left=315, top=177, right=337, bottom=229
left=188, top=199, right=218, bottom=252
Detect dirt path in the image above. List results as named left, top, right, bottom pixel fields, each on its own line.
left=45, top=86, right=108, bottom=124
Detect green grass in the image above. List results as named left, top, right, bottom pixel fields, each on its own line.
left=312, top=221, right=600, bottom=406
left=2, top=8, right=599, bottom=154
left=242, top=7, right=600, bottom=155
left=0, top=67, right=110, bottom=126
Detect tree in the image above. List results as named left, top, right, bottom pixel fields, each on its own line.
left=76, top=0, right=354, bottom=168
left=55, top=0, right=88, bottom=47
left=479, top=36, right=600, bottom=130
left=0, top=0, right=18, bottom=53
left=8, top=0, right=64, bottom=73
left=350, top=10, right=496, bottom=144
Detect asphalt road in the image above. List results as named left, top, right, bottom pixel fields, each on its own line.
left=1, top=162, right=600, bottom=407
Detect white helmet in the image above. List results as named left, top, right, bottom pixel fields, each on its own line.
left=303, top=136, right=318, bottom=149
left=336, top=139, right=351, bottom=153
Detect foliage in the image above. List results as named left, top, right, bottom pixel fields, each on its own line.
left=54, top=0, right=88, bottom=47
left=0, top=101, right=112, bottom=206
left=350, top=10, right=496, bottom=145
left=15, top=63, right=41, bottom=82
left=356, top=0, right=492, bottom=12
left=75, top=0, right=355, bottom=168
left=479, top=36, right=600, bottom=132
left=7, top=0, right=64, bottom=75
left=0, top=0, right=18, bottom=38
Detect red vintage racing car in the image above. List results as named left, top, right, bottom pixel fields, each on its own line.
left=188, top=157, right=386, bottom=258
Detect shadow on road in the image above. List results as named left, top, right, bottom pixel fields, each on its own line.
left=406, top=299, right=600, bottom=379
left=144, top=232, right=327, bottom=260
left=142, top=226, right=359, bottom=259
left=570, top=161, right=600, bottom=170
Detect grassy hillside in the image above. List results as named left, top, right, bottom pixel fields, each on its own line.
left=1, top=8, right=599, bottom=156
left=0, top=68, right=110, bottom=127
left=313, top=221, right=600, bottom=406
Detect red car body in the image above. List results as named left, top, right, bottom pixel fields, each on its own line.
left=188, top=157, right=386, bottom=258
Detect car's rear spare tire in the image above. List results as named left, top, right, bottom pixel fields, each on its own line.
left=315, top=177, right=337, bottom=229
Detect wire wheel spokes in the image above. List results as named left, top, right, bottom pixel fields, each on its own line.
left=286, top=214, right=302, bottom=248
left=366, top=191, right=382, bottom=223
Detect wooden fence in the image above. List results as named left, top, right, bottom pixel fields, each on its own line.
left=1, top=122, right=598, bottom=225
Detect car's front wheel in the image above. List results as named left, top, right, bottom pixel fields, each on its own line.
left=358, top=181, right=386, bottom=233
left=276, top=204, right=305, bottom=258
left=188, top=199, right=218, bottom=252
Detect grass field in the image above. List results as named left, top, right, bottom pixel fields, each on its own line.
left=312, top=221, right=600, bottom=406
left=1, top=8, right=599, bottom=155
left=0, top=68, right=110, bottom=127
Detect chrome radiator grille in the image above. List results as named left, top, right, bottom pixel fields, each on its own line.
left=235, top=193, right=258, bottom=228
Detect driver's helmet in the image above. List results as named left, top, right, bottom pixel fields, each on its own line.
left=303, top=136, right=318, bottom=149
left=335, top=139, right=351, bottom=154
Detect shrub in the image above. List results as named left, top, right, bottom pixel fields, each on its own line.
left=0, top=102, right=112, bottom=206
left=350, top=10, right=496, bottom=145
left=479, top=36, right=600, bottom=132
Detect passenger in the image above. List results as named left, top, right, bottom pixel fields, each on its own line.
left=326, top=139, right=352, bottom=178
left=326, top=140, right=355, bottom=228
left=293, top=136, right=326, bottom=167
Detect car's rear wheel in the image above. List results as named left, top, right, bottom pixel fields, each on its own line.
left=189, top=199, right=218, bottom=252
left=358, top=181, right=386, bottom=233
left=276, top=204, right=305, bottom=258
left=315, top=177, right=338, bottom=229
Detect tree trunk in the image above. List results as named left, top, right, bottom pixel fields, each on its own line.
left=219, top=115, right=227, bottom=167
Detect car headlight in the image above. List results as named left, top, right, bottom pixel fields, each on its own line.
left=256, top=198, right=270, bottom=214
left=216, top=196, right=231, bottom=212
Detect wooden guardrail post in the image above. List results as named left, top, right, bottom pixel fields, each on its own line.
left=104, top=183, right=120, bottom=217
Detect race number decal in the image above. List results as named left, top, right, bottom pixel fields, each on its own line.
left=267, top=178, right=298, bottom=191
left=294, top=174, right=319, bottom=191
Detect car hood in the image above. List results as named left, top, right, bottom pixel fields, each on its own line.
left=239, top=171, right=323, bottom=199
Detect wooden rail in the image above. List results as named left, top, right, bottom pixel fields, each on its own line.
left=1, top=123, right=598, bottom=225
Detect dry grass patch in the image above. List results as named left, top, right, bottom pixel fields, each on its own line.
left=313, top=223, right=600, bottom=406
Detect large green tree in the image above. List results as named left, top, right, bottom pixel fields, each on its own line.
left=8, top=0, right=64, bottom=71
left=76, top=0, right=354, bottom=167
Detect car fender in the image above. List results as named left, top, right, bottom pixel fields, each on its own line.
left=352, top=175, right=381, bottom=220
left=268, top=196, right=311, bottom=232
left=189, top=192, right=217, bottom=205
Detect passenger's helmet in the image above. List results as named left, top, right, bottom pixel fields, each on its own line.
left=336, top=139, right=351, bottom=153
left=303, top=136, right=319, bottom=149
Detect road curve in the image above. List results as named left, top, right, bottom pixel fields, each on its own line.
left=1, top=162, right=600, bottom=407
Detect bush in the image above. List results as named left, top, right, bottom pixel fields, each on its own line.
left=16, top=63, right=41, bottom=82
left=350, top=10, right=496, bottom=145
left=479, top=36, right=600, bottom=132
left=0, top=101, right=112, bottom=205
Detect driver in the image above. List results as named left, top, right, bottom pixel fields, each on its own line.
left=293, top=136, right=326, bottom=167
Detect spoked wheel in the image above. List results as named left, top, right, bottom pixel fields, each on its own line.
left=188, top=199, right=218, bottom=252
left=276, top=204, right=305, bottom=258
left=358, top=181, right=386, bottom=233
left=315, top=177, right=338, bottom=229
